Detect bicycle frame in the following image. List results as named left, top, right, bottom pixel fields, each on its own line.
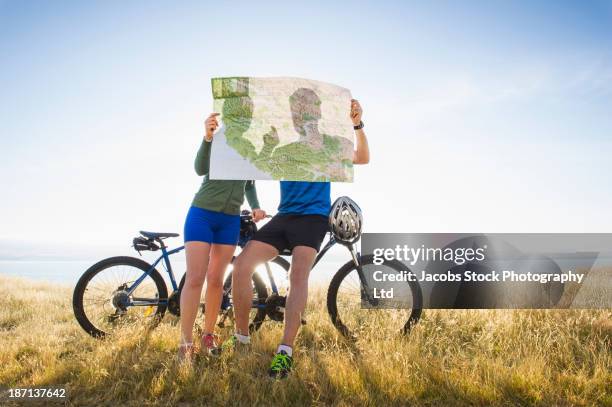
left=126, top=243, right=185, bottom=299
left=263, top=233, right=369, bottom=297
left=255, top=234, right=341, bottom=298
left=123, top=232, right=370, bottom=310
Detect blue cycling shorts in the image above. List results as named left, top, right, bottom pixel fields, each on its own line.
left=184, top=206, right=240, bottom=245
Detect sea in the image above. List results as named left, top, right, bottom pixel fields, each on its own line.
left=0, top=251, right=347, bottom=288
left=0, top=259, right=188, bottom=287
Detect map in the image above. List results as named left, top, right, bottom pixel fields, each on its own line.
left=209, top=77, right=354, bottom=182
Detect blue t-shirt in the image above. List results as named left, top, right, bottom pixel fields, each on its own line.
left=278, top=181, right=331, bottom=216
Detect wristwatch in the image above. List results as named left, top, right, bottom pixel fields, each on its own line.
left=353, top=121, right=364, bottom=130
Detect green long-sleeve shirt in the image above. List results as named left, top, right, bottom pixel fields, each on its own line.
left=191, top=139, right=260, bottom=215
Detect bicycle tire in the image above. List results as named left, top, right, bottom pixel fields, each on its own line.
left=73, top=256, right=168, bottom=338
left=327, top=254, right=422, bottom=338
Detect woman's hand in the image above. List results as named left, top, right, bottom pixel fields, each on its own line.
left=205, top=113, right=220, bottom=141
left=252, top=209, right=267, bottom=222
left=350, top=99, right=363, bottom=126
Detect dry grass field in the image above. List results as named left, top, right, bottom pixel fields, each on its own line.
left=0, top=274, right=610, bottom=406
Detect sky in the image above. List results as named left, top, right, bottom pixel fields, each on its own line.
left=1, top=0, right=612, bottom=261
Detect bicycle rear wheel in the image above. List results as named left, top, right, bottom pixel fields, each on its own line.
left=327, top=254, right=422, bottom=339
left=73, top=256, right=168, bottom=338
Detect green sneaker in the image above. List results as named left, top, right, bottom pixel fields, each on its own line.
left=268, top=351, right=293, bottom=379
left=221, top=334, right=249, bottom=353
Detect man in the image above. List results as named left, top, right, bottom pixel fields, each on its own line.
left=225, top=95, right=370, bottom=379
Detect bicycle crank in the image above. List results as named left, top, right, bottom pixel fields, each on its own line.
left=167, top=290, right=181, bottom=316
left=264, top=293, right=306, bottom=325
left=264, top=293, right=285, bottom=321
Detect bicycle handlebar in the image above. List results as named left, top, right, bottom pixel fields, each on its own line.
left=240, top=211, right=273, bottom=221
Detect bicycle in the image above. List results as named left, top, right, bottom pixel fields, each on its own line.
left=72, top=212, right=287, bottom=338
left=73, top=207, right=422, bottom=339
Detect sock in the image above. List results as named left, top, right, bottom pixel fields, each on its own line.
left=277, top=344, right=293, bottom=357
left=235, top=333, right=250, bottom=344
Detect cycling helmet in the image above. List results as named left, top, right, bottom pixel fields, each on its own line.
left=329, top=196, right=363, bottom=244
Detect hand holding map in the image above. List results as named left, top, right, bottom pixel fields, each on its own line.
left=350, top=99, right=363, bottom=126
left=204, top=113, right=219, bottom=141
left=209, top=77, right=355, bottom=182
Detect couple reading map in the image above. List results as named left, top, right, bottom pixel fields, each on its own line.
left=209, top=77, right=355, bottom=183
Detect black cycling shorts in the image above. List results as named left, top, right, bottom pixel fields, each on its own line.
left=252, top=214, right=329, bottom=253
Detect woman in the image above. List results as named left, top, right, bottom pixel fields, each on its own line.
left=179, top=112, right=266, bottom=361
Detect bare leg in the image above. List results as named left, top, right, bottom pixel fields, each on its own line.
left=232, top=240, right=278, bottom=336
left=281, top=245, right=317, bottom=347
left=180, top=241, right=210, bottom=344
left=203, top=243, right=236, bottom=335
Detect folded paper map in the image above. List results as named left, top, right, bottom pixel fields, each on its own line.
left=209, top=77, right=354, bottom=182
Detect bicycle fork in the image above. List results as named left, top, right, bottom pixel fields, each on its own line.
left=346, top=243, right=377, bottom=306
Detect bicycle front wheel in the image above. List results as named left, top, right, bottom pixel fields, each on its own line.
left=327, top=254, right=422, bottom=339
left=73, top=256, right=168, bottom=338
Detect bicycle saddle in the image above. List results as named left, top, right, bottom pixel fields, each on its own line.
left=139, top=231, right=180, bottom=239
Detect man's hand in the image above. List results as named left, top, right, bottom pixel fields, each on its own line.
left=351, top=98, right=369, bottom=164
left=252, top=209, right=267, bottom=222
left=350, top=99, right=363, bottom=126
left=205, top=113, right=220, bottom=141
